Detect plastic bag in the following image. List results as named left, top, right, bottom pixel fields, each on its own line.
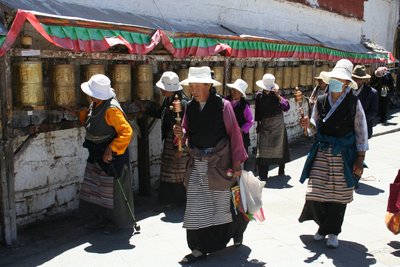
left=239, top=170, right=266, bottom=214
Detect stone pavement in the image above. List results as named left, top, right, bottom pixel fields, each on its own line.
left=0, top=108, right=400, bottom=267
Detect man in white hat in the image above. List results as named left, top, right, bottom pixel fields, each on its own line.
left=352, top=65, right=378, bottom=138
left=226, top=79, right=254, bottom=170
left=79, top=74, right=135, bottom=232
left=298, top=59, right=368, bottom=249
left=173, top=66, right=248, bottom=264
left=143, top=71, right=189, bottom=210
left=309, top=71, right=329, bottom=109
left=254, top=73, right=290, bottom=179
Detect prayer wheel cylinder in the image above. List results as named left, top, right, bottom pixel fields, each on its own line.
left=282, top=64, right=292, bottom=89
left=111, top=64, right=132, bottom=102
left=52, top=64, right=76, bottom=107
left=230, top=66, right=242, bottom=82
left=254, top=66, right=265, bottom=91
left=299, top=63, right=307, bottom=87
left=306, top=64, right=313, bottom=86
left=291, top=64, right=300, bottom=89
left=212, top=66, right=224, bottom=96
left=275, top=64, right=284, bottom=88
left=136, top=64, right=153, bottom=100
left=14, top=60, right=45, bottom=106
left=242, top=67, right=254, bottom=94
left=322, top=63, right=330, bottom=73
left=178, top=68, right=190, bottom=97
left=265, top=66, right=275, bottom=77
left=82, top=64, right=105, bottom=105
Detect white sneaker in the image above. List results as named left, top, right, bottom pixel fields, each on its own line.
left=313, top=232, right=325, bottom=241
left=326, top=234, right=339, bottom=248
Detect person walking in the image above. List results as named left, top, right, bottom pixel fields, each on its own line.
left=309, top=71, right=329, bottom=113
left=79, top=74, right=135, bottom=231
left=298, top=59, right=369, bottom=248
left=226, top=78, right=254, bottom=170
left=143, top=71, right=189, bottom=210
left=370, top=66, right=395, bottom=123
left=352, top=65, right=379, bottom=139
left=255, top=73, right=290, bottom=179
left=173, top=66, right=248, bottom=264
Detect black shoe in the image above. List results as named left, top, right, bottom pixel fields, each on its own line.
left=179, top=250, right=207, bottom=264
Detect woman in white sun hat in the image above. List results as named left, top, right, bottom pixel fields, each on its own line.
left=255, top=73, right=290, bottom=180
left=79, top=74, right=135, bottom=232
left=173, top=66, right=248, bottom=264
left=226, top=78, right=254, bottom=170
left=298, top=59, right=368, bottom=249
left=143, top=71, right=189, bottom=210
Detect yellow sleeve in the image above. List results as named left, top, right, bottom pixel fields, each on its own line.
left=105, top=107, right=133, bottom=155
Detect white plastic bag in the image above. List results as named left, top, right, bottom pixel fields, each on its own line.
left=239, top=170, right=266, bottom=214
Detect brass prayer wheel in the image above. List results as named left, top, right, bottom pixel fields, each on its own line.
left=82, top=64, right=105, bottom=105
left=275, top=64, right=284, bottom=88
left=299, top=63, right=307, bottom=87
left=231, top=66, right=242, bottom=82
left=52, top=64, right=76, bottom=107
left=136, top=64, right=153, bottom=100
left=282, top=63, right=292, bottom=89
left=212, top=66, right=224, bottom=96
left=322, top=63, right=330, bottom=73
left=178, top=68, right=190, bottom=97
left=306, top=64, right=313, bottom=86
left=111, top=64, right=132, bottom=102
left=14, top=60, right=45, bottom=106
left=242, top=67, right=254, bottom=94
left=291, top=64, right=300, bottom=89
left=254, top=66, right=265, bottom=92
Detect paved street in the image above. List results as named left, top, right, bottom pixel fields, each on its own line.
left=1, top=109, right=400, bottom=267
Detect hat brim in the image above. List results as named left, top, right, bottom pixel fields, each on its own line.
left=256, top=80, right=278, bottom=91
left=352, top=74, right=371, bottom=79
left=226, top=83, right=247, bottom=98
left=179, top=77, right=221, bottom=86
left=81, top=82, right=116, bottom=100
left=156, top=80, right=182, bottom=92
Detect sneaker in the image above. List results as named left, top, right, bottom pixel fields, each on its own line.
left=326, top=234, right=339, bottom=248
left=313, top=232, right=325, bottom=241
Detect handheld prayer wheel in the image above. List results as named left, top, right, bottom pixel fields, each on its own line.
left=170, top=95, right=183, bottom=151
left=299, top=63, right=307, bottom=87
left=294, top=87, right=307, bottom=136
left=306, top=64, right=313, bottom=87
left=52, top=64, right=76, bottom=107
left=14, top=60, right=45, bottom=106
left=282, top=63, right=292, bottom=89
left=230, top=66, right=242, bottom=83
left=135, top=64, right=153, bottom=100
left=291, top=63, right=300, bottom=89
left=242, top=67, right=254, bottom=95
left=212, top=66, right=224, bottom=96
left=111, top=64, right=132, bottom=102
left=254, top=66, right=265, bottom=92
left=274, top=63, right=284, bottom=88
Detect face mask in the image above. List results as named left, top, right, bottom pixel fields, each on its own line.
left=329, top=79, right=344, bottom=93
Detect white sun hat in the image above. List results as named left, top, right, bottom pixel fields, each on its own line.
left=226, top=79, right=248, bottom=98
left=256, top=73, right=279, bottom=91
left=81, top=74, right=116, bottom=100
left=156, top=71, right=182, bottom=92
left=179, top=66, right=222, bottom=86
left=314, top=71, right=330, bottom=84
left=327, top=59, right=358, bottom=89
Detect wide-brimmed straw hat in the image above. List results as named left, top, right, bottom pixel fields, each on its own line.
left=156, top=71, right=182, bottom=92
left=326, top=59, right=357, bottom=89
left=256, top=73, right=279, bottom=91
left=226, top=79, right=248, bottom=98
left=352, top=65, right=371, bottom=79
left=81, top=74, right=116, bottom=100
left=179, top=66, right=222, bottom=86
left=314, top=71, right=330, bottom=84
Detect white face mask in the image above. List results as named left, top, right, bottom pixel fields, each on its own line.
left=329, top=79, right=344, bottom=93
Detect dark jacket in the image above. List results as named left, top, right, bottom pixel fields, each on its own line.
left=354, top=84, right=378, bottom=138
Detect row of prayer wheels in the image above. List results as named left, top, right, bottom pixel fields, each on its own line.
left=13, top=61, right=155, bottom=107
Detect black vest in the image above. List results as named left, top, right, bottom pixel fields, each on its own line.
left=227, top=96, right=250, bottom=148
left=186, top=93, right=227, bottom=149
left=255, top=91, right=281, bottom=121
left=317, top=92, right=357, bottom=137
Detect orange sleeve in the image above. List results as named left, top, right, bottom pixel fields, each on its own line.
left=105, top=107, right=133, bottom=155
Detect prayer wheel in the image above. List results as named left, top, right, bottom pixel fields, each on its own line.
left=265, top=65, right=275, bottom=77
left=291, top=64, right=300, bottom=89
left=212, top=66, right=224, bottom=96
left=230, top=66, right=242, bottom=83
left=322, top=63, right=330, bottom=73
left=82, top=64, right=105, bottom=105
left=242, top=67, right=254, bottom=94
left=110, top=64, right=132, bottom=102
left=275, top=63, right=284, bottom=88
left=254, top=66, right=265, bottom=92
left=282, top=63, right=292, bottom=89
left=14, top=60, right=45, bottom=106
left=136, top=64, right=153, bottom=100
left=306, top=64, right=313, bottom=87
left=52, top=64, right=76, bottom=107
left=299, top=63, right=307, bottom=87
left=178, top=68, right=190, bottom=97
